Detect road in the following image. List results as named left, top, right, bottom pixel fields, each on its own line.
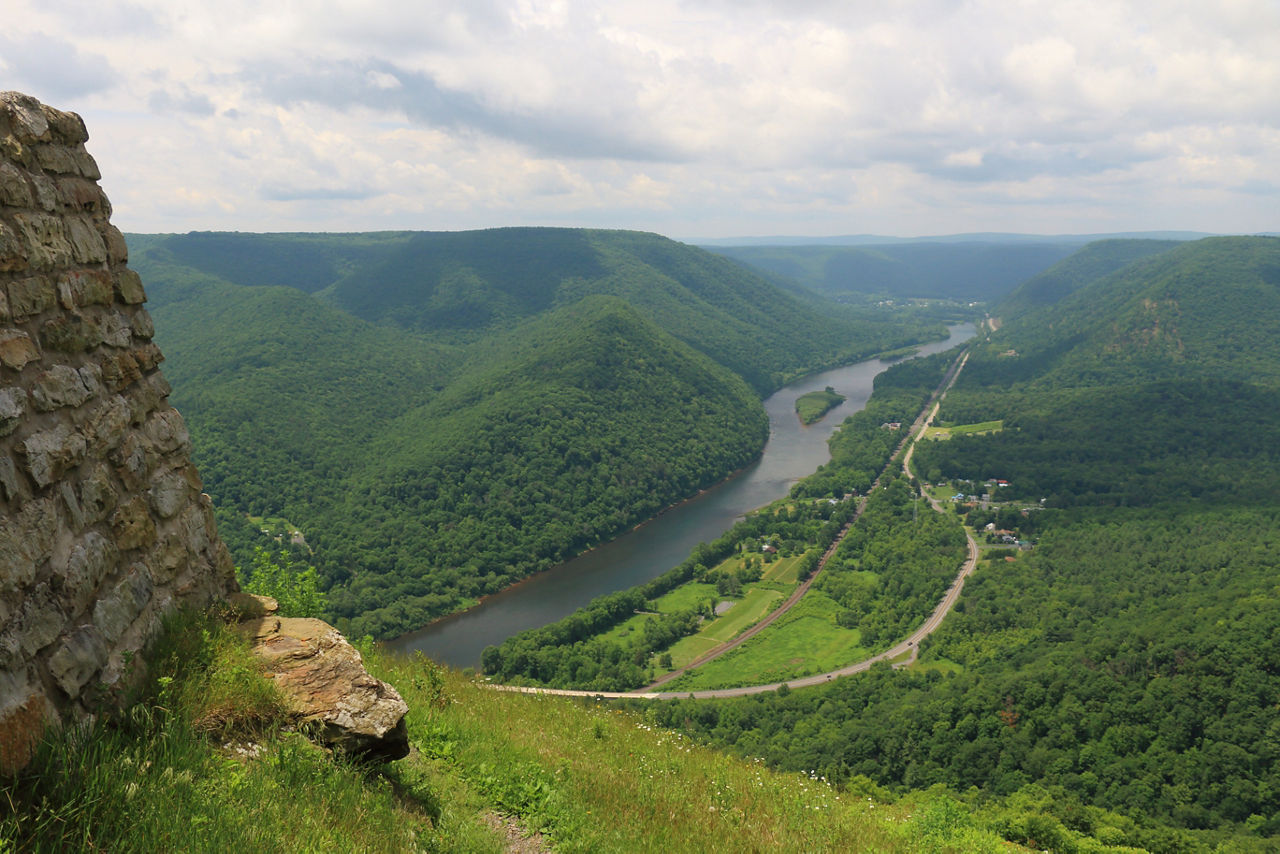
left=489, top=346, right=979, bottom=701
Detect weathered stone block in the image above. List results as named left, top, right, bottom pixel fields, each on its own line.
left=93, top=567, right=153, bottom=645
left=17, top=422, right=87, bottom=487
left=60, top=480, right=84, bottom=530
left=84, top=394, right=130, bottom=453
left=111, top=496, right=157, bottom=551
left=0, top=689, right=53, bottom=775
left=33, top=144, right=82, bottom=176
left=40, top=104, right=88, bottom=144
left=149, top=464, right=200, bottom=519
left=130, top=308, right=155, bottom=340
left=13, top=583, right=66, bottom=662
left=0, top=498, right=58, bottom=591
left=0, top=385, right=27, bottom=435
left=0, top=161, right=33, bottom=207
left=0, top=221, right=27, bottom=273
left=48, top=625, right=109, bottom=698
left=78, top=463, right=117, bottom=524
left=41, top=312, right=102, bottom=352
left=0, top=287, right=8, bottom=321
left=104, top=226, right=128, bottom=264
left=31, top=364, right=95, bottom=411
left=0, top=328, right=39, bottom=369
left=29, top=172, right=58, bottom=213
left=111, top=432, right=153, bottom=490
left=144, top=408, right=191, bottom=455
left=65, top=215, right=106, bottom=264
left=72, top=149, right=101, bottom=181
left=132, top=342, right=163, bottom=371
left=98, top=312, right=132, bottom=349
left=8, top=276, right=55, bottom=319
left=56, top=269, right=113, bottom=309
left=55, top=177, right=106, bottom=214
left=57, top=531, right=118, bottom=612
left=114, top=269, right=145, bottom=304
left=101, top=350, right=140, bottom=389
left=0, top=520, right=39, bottom=593
left=0, top=92, right=51, bottom=142
left=11, top=213, right=73, bottom=271
left=150, top=533, right=187, bottom=583
left=0, top=454, right=20, bottom=501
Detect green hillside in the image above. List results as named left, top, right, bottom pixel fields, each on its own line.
left=130, top=229, right=942, bottom=639
left=996, top=239, right=1180, bottom=320
left=646, top=237, right=1280, bottom=849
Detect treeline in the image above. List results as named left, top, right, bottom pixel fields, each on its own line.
left=816, top=476, right=967, bottom=649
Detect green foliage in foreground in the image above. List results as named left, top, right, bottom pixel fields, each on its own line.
left=795, top=386, right=846, bottom=424
left=2, top=611, right=1027, bottom=853
left=236, top=547, right=328, bottom=618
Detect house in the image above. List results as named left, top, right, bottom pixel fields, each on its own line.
left=762, top=543, right=778, bottom=554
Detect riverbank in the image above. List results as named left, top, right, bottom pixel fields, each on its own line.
left=389, top=324, right=976, bottom=667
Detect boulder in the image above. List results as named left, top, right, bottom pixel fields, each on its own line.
left=237, top=615, right=409, bottom=761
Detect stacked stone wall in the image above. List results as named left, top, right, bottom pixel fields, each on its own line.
left=0, top=92, right=236, bottom=770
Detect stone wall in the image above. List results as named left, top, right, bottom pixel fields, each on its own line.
left=0, top=92, right=236, bottom=771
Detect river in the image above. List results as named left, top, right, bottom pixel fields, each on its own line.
left=389, top=323, right=976, bottom=667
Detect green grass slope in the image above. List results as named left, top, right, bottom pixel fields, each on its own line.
left=2, top=612, right=1025, bottom=853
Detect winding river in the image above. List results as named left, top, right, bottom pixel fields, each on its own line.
left=390, top=323, right=976, bottom=667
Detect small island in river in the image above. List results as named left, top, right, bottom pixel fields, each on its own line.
left=795, top=386, right=846, bottom=425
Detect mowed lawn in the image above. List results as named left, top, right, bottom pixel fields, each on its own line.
left=596, top=583, right=719, bottom=645
left=662, top=587, right=783, bottom=669
left=667, top=593, right=870, bottom=690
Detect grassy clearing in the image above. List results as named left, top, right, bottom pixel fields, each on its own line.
left=596, top=582, right=719, bottom=645
left=910, top=656, right=965, bottom=675
left=667, top=594, right=870, bottom=690
left=703, top=588, right=783, bottom=643
left=1, top=611, right=1022, bottom=852
left=925, top=419, right=1003, bottom=439
left=763, top=552, right=807, bottom=584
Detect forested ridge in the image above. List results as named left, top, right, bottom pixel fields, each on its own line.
left=710, top=241, right=1080, bottom=302
left=637, top=236, right=1280, bottom=851
left=130, top=228, right=943, bottom=639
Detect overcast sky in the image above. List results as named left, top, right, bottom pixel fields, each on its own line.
left=3, top=0, right=1277, bottom=239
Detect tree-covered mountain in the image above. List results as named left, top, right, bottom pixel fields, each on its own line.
left=708, top=241, right=1080, bottom=303
left=130, top=229, right=943, bottom=638
left=651, top=237, right=1280, bottom=847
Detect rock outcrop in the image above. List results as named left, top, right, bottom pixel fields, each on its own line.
left=236, top=606, right=410, bottom=761
left=0, top=92, right=236, bottom=771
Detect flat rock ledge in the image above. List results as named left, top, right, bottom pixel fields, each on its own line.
left=235, top=607, right=409, bottom=761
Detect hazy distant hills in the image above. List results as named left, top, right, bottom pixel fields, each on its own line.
left=130, top=228, right=941, bottom=638
left=699, top=231, right=1262, bottom=304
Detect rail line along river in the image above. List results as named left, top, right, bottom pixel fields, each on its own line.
left=390, top=323, right=976, bottom=668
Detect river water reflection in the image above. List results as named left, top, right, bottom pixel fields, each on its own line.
left=390, top=323, right=975, bottom=667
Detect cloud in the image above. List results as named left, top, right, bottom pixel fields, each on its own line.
left=9, top=0, right=1273, bottom=237
left=0, top=31, right=118, bottom=100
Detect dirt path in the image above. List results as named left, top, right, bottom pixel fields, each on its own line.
left=489, top=344, right=979, bottom=701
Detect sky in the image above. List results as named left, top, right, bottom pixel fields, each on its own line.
left=2, top=0, right=1278, bottom=240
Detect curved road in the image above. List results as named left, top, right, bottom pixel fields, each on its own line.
left=490, top=348, right=979, bottom=701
